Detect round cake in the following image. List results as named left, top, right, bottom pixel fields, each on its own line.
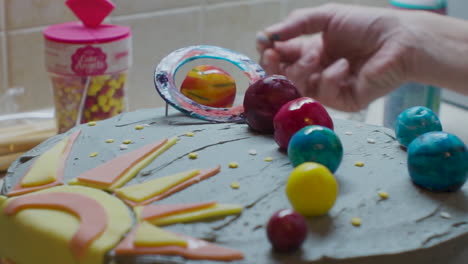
left=1, top=107, right=467, bottom=264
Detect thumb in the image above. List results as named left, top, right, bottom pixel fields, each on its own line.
left=316, top=58, right=352, bottom=108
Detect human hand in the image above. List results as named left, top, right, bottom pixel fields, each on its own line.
left=257, top=4, right=418, bottom=112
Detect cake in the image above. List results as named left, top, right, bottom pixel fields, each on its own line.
left=1, top=107, right=468, bottom=264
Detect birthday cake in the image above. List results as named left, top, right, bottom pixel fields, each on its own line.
left=1, top=106, right=468, bottom=264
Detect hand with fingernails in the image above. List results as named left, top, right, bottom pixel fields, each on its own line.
left=256, top=3, right=468, bottom=112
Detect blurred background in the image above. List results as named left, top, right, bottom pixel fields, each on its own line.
left=0, top=0, right=467, bottom=172
left=0, top=0, right=467, bottom=112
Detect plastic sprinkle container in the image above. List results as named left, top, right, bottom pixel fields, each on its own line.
left=43, top=21, right=132, bottom=133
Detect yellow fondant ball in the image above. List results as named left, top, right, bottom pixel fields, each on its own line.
left=180, top=65, right=237, bottom=108
left=286, top=162, right=338, bottom=216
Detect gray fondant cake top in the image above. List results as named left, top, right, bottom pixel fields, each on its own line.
left=2, top=107, right=468, bottom=264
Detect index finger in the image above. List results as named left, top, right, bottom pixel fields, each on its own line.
left=263, top=4, right=336, bottom=43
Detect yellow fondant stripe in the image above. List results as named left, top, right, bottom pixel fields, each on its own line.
left=20, top=136, right=68, bottom=187
left=69, top=137, right=178, bottom=191
left=109, top=137, right=178, bottom=190
left=149, top=204, right=243, bottom=226
left=134, top=222, right=187, bottom=247
left=133, top=206, right=144, bottom=221
left=115, top=169, right=200, bottom=202
left=68, top=178, right=111, bottom=190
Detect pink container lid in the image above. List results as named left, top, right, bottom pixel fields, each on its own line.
left=44, top=21, right=131, bottom=44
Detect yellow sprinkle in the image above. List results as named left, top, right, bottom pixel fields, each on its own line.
left=264, top=157, right=273, bottom=162
left=91, top=105, right=99, bottom=113
left=88, top=121, right=97, bottom=126
left=185, top=132, right=195, bottom=137
left=351, top=217, right=362, bottom=227
left=89, top=152, right=98, bottom=157
left=354, top=161, right=365, bottom=167
left=188, top=152, right=198, bottom=159
left=378, top=191, right=389, bottom=199
left=105, top=139, right=114, bottom=143
left=122, top=140, right=132, bottom=144
left=230, top=182, right=240, bottom=189
left=135, top=125, right=145, bottom=130
left=228, top=162, right=239, bottom=168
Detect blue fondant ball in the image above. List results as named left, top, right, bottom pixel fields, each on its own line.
left=287, top=125, right=343, bottom=173
left=408, top=131, right=468, bottom=192
left=395, top=106, right=442, bottom=147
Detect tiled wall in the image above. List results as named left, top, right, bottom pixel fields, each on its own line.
left=0, top=0, right=387, bottom=113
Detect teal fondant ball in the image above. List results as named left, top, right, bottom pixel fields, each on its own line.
left=408, top=131, right=468, bottom=192
left=395, top=106, right=442, bottom=147
left=287, top=125, right=343, bottom=173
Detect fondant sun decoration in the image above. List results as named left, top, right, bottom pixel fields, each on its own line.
left=0, top=130, right=244, bottom=264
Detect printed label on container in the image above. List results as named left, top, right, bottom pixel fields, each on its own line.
left=45, top=37, right=132, bottom=76
left=71, top=46, right=108, bottom=75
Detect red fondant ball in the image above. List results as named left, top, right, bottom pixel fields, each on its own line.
left=267, top=208, right=308, bottom=252
left=273, top=97, right=333, bottom=150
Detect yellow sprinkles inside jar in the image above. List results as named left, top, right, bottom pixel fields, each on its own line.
left=228, top=162, right=239, bottom=168
left=188, top=152, right=198, bottom=159
left=89, top=152, right=98, bottom=157
left=351, top=217, right=362, bottom=227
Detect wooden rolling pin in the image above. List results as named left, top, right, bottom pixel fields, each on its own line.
left=0, top=129, right=56, bottom=155
left=0, top=152, right=24, bottom=171
left=0, top=119, right=56, bottom=171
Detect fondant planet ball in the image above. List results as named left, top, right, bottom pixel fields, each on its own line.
left=266, top=208, right=308, bottom=253
left=286, top=162, right=338, bottom=216
left=288, top=125, right=343, bottom=173
left=243, top=75, right=300, bottom=133
left=395, top=106, right=442, bottom=147
left=408, top=131, right=468, bottom=192
left=274, top=97, right=333, bottom=150
left=180, top=65, right=236, bottom=108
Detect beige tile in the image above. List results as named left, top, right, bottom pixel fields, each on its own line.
left=287, top=0, right=356, bottom=12
left=205, top=0, right=250, bottom=5
left=112, top=8, right=203, bottom=110
left=112, top=0, right=200, bottom=16
left=287, top=0, right=387, bottom=13
left=5, top=0, right=75, bottom=30
left=203, top=1, right=282, bottom=65
left=355, top=0, right=388, bottom=7
left=7, top=29, right=53, bottom=112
